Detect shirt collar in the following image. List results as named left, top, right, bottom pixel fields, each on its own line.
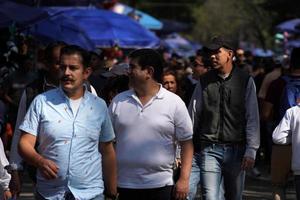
left=127, top=84, right=165, bottom=100
left=58, top=85, right=89, bottom=102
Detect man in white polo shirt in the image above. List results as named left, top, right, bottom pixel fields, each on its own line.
left=109, top=49, right=194, bottom=200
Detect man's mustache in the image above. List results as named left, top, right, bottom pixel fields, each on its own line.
left=61, top=76, right=73, bottom=82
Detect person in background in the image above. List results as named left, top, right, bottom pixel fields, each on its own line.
left=0, top=138, right=12, bottom=200
left=182, top=50, right=209, bottom=106
left=262, top=47, right=300, bottom=200
left=162, top=70, right=183, bottom=98
left=272, top=98, right=300, bottom=199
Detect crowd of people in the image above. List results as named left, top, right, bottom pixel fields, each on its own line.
left=0, top=31, right=300, bottom=200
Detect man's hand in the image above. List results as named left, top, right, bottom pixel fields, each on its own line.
left=174, top=178, right=189, bottom=200
left=37, top=157, right=59, bottom=179
left=241, top=156, right=255, bottom=171
left=3, top=189, right=12, bottom=200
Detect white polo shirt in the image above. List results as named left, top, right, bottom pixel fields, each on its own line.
left=109, top=86, right=193, bottom=189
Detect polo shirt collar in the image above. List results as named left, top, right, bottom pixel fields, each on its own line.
left=127, top=84, right=165, bottom=100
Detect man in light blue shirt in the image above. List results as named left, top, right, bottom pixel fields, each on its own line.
left=18, top=45, right=117, bottom=200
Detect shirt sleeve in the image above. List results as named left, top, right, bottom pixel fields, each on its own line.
left=19, top=95, right=42, bottom=136
left=244, top=77, right=260, bottom=159
left=9, top=90, right=27, bottom=170
left=99, top=106, right=115, bottom=142
left=0, top=139, right=11, bottom=190
left=188, top=81, right=202, bottom=137
left=174, top=97, right=193, bottom=141
left=272, top=109, right=292, bottom=145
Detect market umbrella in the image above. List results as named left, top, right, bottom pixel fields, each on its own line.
left=162, top=33, right=202, bottom=58
left=25, top=13, right=95, bottom=51
left=111, top=3, right=163, bottom=30
left=0, top=0, right=49, bottom=28
left=276, top=18, right=300, bottom=34
left=45, top=7, right=160, bottom=48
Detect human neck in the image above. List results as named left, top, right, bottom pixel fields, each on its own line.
left=134, top=81, right=160, bottom=105
left=64, top=87, right=84, bottom=100
left=218, top=62, right=233, bottom=75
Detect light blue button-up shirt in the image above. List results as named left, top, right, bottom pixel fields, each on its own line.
left=19, top=87, right=115, bottom=200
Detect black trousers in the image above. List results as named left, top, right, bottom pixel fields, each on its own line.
left=118, top=185, right=174, bottom=200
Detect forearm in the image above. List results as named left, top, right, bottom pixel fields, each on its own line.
left=18, top=134, right=43, bottom=168
left=100, top=142, right=117, bottom=195
left=179, top=139, right=193, bottom=180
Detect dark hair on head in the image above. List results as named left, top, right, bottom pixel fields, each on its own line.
left=162, top=69, right=178, bottom=81
left=44, top=41, right=66, bottom=62
left=290, top=47, right=300, bottom=69
left=60, top=45, right=91, bottom=68
left=195, top=49, right=211, bottom=68
left=129, top=48, right=164, bottom=82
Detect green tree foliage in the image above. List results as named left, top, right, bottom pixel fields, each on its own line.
left=191, top=0, right=273, bottom=48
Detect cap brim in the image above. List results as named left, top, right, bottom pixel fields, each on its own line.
left=205, top=44, right=222, bottom=51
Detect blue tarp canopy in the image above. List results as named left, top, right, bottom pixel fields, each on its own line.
left=44, top=7, right=160, bottom=48
left=112, top=3, right=162, bottom=30
left=0, top=0, right=49, bottom=28
left=25, top=13, right=95, bottom=50
left=162, top=33, right=202, bottom=58
left=276, top=18, right=300, bottom=34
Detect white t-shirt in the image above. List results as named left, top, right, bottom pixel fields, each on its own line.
left=0, top=139, right=10, bottom=190
left=273, top=104, right=300, bottom=175
left=109, top=86, right=193, bottom=188
left=70, top=97, right=82, bottom=115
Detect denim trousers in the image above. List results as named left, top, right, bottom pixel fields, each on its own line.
left=188, top=152, right=201, bottom=200
left=200, top=143, right=245, bottom=200
left=188, top=152, right=225, bottom=200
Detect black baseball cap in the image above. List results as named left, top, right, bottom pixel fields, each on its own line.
left=204, top=36, right=235, bottom=51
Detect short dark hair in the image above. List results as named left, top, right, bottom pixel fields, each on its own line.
left=60, top=45, right=90, bottom=68
left=290, top=47, right=300, bottom=69
left=44, top=41, right=66, bottom=62
left=129, top=48, right=164, bottom=82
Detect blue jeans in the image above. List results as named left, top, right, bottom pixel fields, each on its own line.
left=188, top=152, right=224, bottom=200
left=200, top=143, right=245, bottom=200
left=188, top=152, right=201, bottom=199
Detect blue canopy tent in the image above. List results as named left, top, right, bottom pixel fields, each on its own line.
left=252, top=48, right=274, bottom=57
left=111, top=3, right=162, bottom=30
left=162, top=33, right=202, bottom=58
left=0, top=0, right=49, bottom=28
left=25, top=13, right=95, bottom=51
left=44, top=7, right=160, bottom=48
left=276, top=18, right=300, bottom=34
